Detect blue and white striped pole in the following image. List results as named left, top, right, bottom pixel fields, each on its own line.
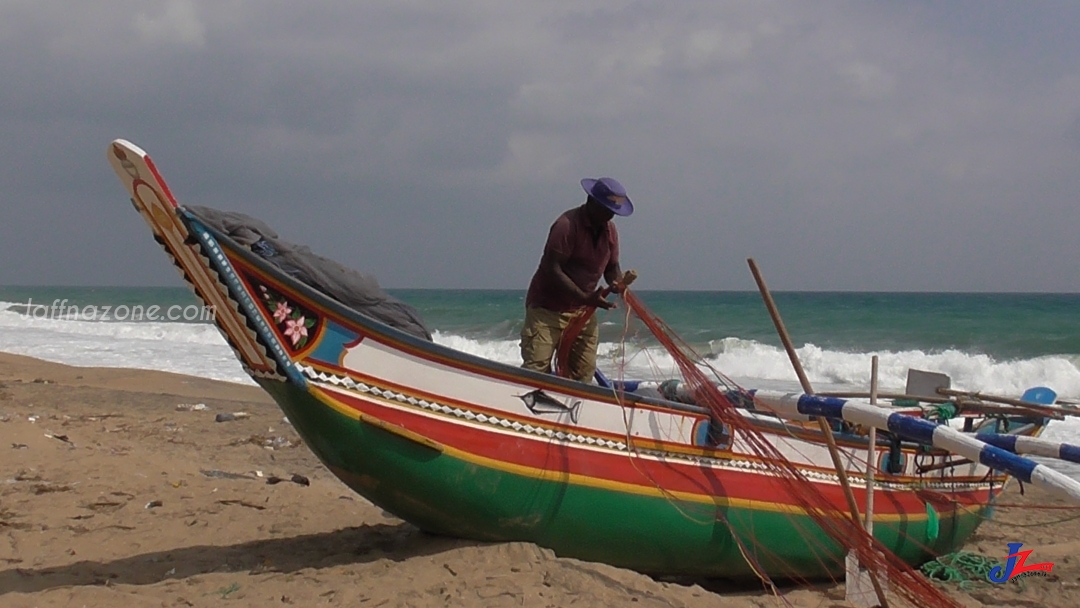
left=975, top=433, right=1080, bottom=466
left=751, top=391, right=1080, bottom=503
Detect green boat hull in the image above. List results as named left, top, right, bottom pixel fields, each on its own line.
left=261, top=380, right=984, bottom=579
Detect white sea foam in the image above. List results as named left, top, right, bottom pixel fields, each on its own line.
left=703, top=338, right=1080, bottom=399
left=0, top=303, right=253, bottom=385
left=430, top=330, right=522, bottom=365
left=432, top=330, right=1080, bottom=402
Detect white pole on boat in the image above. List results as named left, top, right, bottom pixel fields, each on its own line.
left=866, top=356, right=877, bottom=535
left=848, top=356, right=882, bottom=608
left=747, top=259, right=888, bottom=608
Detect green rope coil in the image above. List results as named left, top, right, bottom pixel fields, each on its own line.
left=920, top=551, right=1021, bottom=590
left=931, top=402, right=958, bottom=420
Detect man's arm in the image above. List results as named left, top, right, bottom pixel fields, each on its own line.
left=603, top=223, right=625, bottom=293
left=604, top=260, right=623, bottom=290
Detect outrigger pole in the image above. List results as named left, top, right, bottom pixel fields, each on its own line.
left=751, top=391, right=1080, bottom=503
left=747, top=258, right=890, bottom=608
left=974, top=433, right=1080, bottom=465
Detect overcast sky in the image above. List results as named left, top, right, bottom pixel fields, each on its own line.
left=1, top=1, right=1078, bottom=291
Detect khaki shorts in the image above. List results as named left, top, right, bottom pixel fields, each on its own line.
left=520, top=306, right=599, bottom=384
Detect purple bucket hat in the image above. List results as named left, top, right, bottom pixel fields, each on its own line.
left=581, top=177, right=634, bottom=217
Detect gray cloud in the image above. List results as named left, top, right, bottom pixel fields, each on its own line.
left=1, top=1, right=1078, bottom=291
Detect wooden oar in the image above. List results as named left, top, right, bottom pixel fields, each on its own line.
left=747, top=258, right=889, bottom=608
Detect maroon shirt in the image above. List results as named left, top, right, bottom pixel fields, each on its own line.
left=526, top=205, right=619, bottom=312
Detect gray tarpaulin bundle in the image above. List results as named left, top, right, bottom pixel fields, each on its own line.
left=187, top=206, right=433, bottom=342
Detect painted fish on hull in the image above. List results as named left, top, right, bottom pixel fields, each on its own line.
left=517, top=389, right=582, bottom=424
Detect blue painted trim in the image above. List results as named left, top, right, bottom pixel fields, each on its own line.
left=693, top=420, right=710, bottom=446
left=184, top=216, right=306, bottom=388
left=307, top=320, right=361, bottom=366
left=979, top=446, right=1036, bottom=483
left=795, top=394, right=846, bottom=419
left=594, top=369, right=612, bottom=388
left=976, top=433, right=1018, bottom=453
left=886, top=414, right=936, bottom=445
left=1060, top=444, right=1080, bottom=463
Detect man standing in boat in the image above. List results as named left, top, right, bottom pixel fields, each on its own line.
left=520, top=177, right=634, bottom=383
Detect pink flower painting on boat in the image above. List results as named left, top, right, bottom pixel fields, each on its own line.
left=273, top=301, right=292, bottom=323
left=254, top=281, right=319, bottom=350
left=283, top=317, right=309, bottom=346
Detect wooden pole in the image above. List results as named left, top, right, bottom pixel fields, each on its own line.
left=938, top=388, right=1071, bottom=418
left=819, top=391, right=951, bottom=404
left=818, top=391, right=1066, bottom=420
left=747, top=258, right=888, bottom=608
left=952, top=401, right=1065, bottom=421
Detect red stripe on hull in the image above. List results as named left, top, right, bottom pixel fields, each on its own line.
left=319, top=385, right=993, bottom=517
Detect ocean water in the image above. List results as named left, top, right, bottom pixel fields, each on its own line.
left=4, top=287, right=1080, bottom=396
left=397, top=290, right=1080, bottom=399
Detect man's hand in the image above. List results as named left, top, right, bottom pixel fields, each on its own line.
left=584, top=287, right=616, bottom=310
left=608, top=269, right=638, bottom=295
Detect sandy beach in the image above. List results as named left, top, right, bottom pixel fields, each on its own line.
left=1, top=351, right=1077, bottom=608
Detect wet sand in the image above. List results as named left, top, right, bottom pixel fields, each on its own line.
left=1, top=352, right=1077, bottom=607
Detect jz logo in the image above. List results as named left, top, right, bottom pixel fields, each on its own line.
left=987, top=542, right=1054, bottom=583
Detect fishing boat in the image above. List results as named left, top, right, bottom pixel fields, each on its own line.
left=106, top=139, right=1079, bottom=597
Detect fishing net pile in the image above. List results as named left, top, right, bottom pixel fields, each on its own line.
left=187, top=206, right=432, bottom=342
left=920, top=551, right=1011, bottom=590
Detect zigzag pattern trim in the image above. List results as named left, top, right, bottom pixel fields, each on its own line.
left=242, top=362, right=289, bottom=381
left=194, top=230, right=291, bottom=379
left=151, top=235, right=272, bottom=378
left=151, top=225, right=279, bottom=375
left=297, top=364, right=629, bottom=451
